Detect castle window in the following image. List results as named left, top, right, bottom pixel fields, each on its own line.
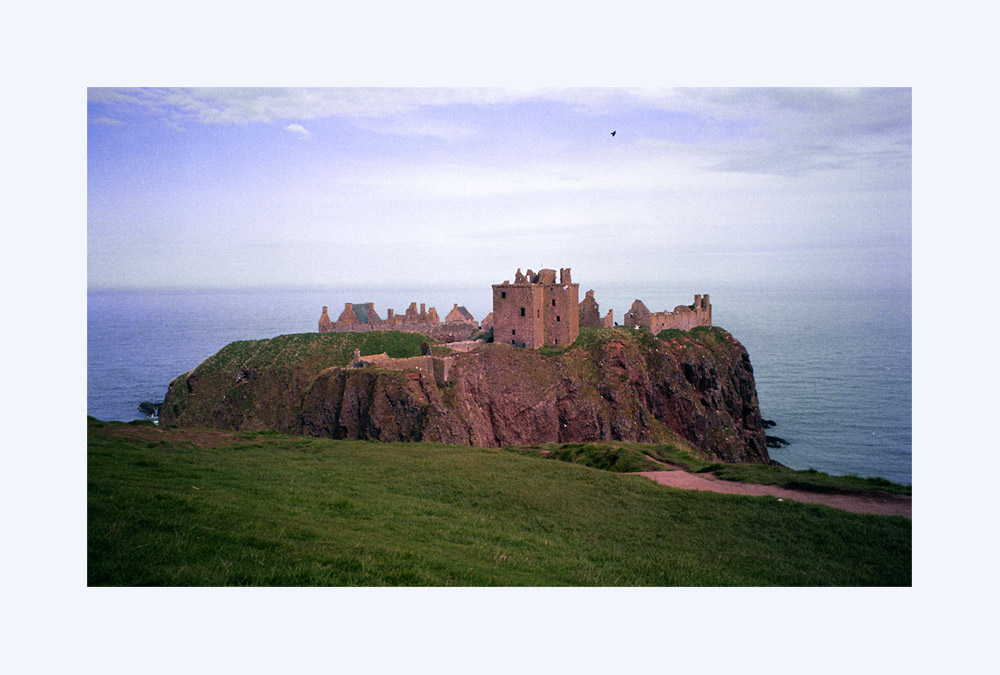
left=512, top=329, right=516, bottom=336
left=537, top=309, right=540, bottom=318
left=552, top=299, right=556, bottom=306
left=501, top=291, right=506, bottom=299
left=520, top=307, right=525, bottom=317
left=557, top=315, right=561, bottom=322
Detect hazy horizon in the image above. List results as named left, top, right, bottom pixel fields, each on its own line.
left=88, top=87, right=911, bottom=293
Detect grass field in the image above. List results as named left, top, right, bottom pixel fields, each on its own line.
left=88, top=419, right=911, bottom=586
left=509, top=441, right=911, bottom=495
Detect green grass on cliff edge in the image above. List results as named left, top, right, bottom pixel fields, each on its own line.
left=190, top=331, right=428, bottom=377
left=88, top=419, right=910, bottom=586
left=508, top=441, right=910, bottom=494
left=572, top=325, right=659, bottom=350
left=570, top=325, right=734, bottom=351
left=701, top=462, right=911, bottom=495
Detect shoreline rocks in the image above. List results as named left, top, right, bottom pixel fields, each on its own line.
left=138, top=401, right=162, bottom=417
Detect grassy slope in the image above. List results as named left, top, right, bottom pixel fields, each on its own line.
left=187, top=331, right=429, bottom=377
left=511, top=441, right=911, bottom=495
left=88, top=420, right=911, bottom=586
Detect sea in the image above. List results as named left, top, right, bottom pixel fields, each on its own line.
left=87, top=286, right=912, bottom=485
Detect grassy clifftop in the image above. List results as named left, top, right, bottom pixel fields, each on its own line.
left=160, top=325, right=772, bottom=461
left=188, top=330, right=427, bottom=376
left=160, top=331, right=428, bottom=430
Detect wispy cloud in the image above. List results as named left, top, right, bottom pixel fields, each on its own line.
left=353, top=115, right=477, bottom=139
left=90, top=116, right=123, bottom=126
left=87, top=87, right=910, bottom=175
left=685, top=88, right=911, bottom=176
left=86, top=87, right=683, bottom=125
left=284, top=123, right=310, bottom=139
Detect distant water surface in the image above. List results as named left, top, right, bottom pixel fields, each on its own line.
left=87, top=286, right=911, bottom=484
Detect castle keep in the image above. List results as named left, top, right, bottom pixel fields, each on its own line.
left=492, top=268, right=579, bottom=349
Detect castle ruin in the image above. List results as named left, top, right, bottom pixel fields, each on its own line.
left=492, top=268, right=579, bottom=349
left=623, top=295, right=712, bottom=333
left=578, top=289, right=614, bottom=329
left=318, top=268, right=711, bottom=353
left=318, top=300, right=479, bottom=343
left=347, top=348, right=455, bottom=385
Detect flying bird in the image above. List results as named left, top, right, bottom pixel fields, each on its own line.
left=610, top=130, right=616, bottom=137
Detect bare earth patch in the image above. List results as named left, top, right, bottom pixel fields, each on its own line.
left=636, top=470, right=911, bottom=518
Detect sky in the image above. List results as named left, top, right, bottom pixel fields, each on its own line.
left=87, top=87, right=911, bottom=292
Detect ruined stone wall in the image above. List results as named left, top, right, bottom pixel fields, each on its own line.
left=318, top=301, right=478, bottom=342
left=355, top=351, right=389, bottom=364
left=623, top=300, right=652, bottom=330
left=579, top=290, right=601, bottom=328
left=444, top=340, right=482, bottom=353
left=319, top=321, right=372, bottom=334
left=375, top=355, right=436, bottom=379
left=579, top=289, right=615, bottom=330
left=419, top=321, right=479, bottom=343
left=320, top=318, right=477, bottom=342
left=624, top=295, right=712, bottom=332
left=336, top=302, right=360, bottom=325
left=445, top=304, right=474, bottom=323
left=433, top=357, right=452, bottom=384
left=351, top=353, right=454, bottom=385
left=404, top=302, right=422, bottom=322
left=319, top=306, right=333, bottom=332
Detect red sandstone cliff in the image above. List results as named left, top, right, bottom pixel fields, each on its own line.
left=160, top=328, right=771, bottom=463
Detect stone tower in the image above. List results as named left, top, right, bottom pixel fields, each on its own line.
left=492, top=267, right=579, bottom=349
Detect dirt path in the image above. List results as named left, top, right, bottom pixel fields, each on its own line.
left=636, top=470, right=911, bottom=518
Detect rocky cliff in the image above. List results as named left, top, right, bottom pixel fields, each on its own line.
left=160, top=327, right=771, bottom=464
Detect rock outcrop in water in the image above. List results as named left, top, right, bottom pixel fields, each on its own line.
left=137, top=401, right=161, bottom=417
left=159, top=327, right=772, bottom=464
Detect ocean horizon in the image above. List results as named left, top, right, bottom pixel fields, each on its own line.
left=87, top=285, right=911, bottom=485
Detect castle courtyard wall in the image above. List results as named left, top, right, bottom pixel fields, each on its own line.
left=579, top=289, right=613, bottom=329
left=350, top=352, right=455, bottom=385
left=579, top=290, right=602, bottom=328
